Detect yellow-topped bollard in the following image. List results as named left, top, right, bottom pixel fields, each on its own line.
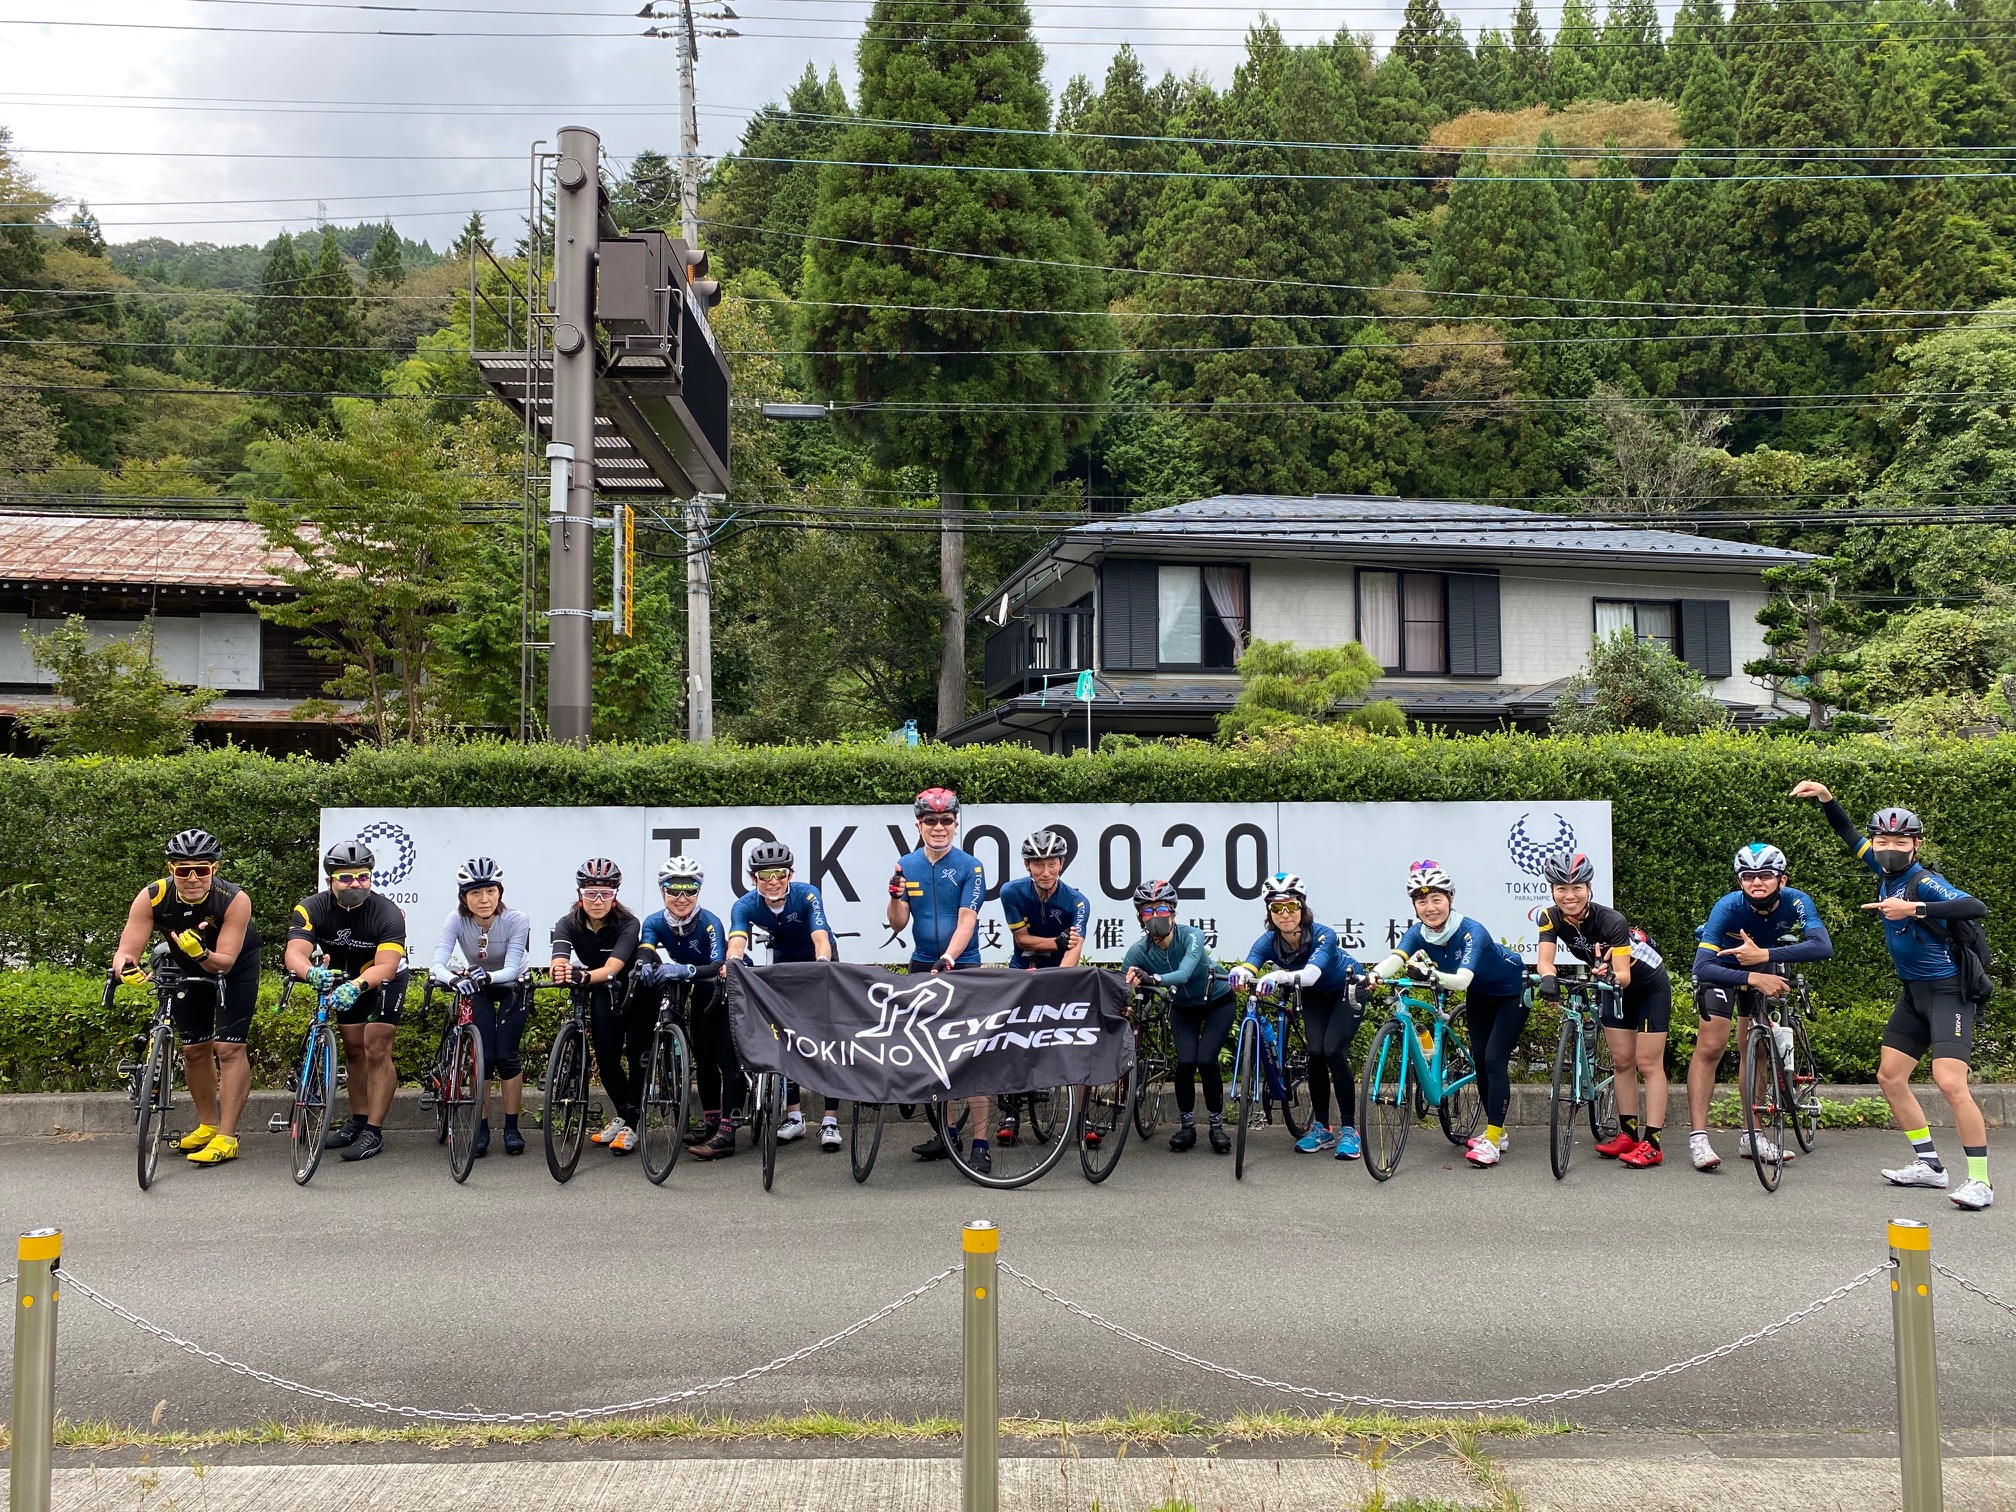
left=1888, top=1219, right=1942, bottom=1512
left=962, top=1221, right=998, bottom=1512
left=12, top=1228, right=61, bottom=1512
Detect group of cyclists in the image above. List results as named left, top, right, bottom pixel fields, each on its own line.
left=108, top=780, right=1994, bottom=1210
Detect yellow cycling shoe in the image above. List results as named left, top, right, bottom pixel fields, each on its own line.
left=187, top=1134, right=239, bottom=1165
left=177, top=1123, right=219, bottom=1151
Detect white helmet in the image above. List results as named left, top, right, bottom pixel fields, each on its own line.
left=1406, top=860, right=1455, bottom=897
left=658, top=855, right=704, bottom=887
left=1733, top=843, right=1788, bottom=877
left=1021, top=829, right=1070, bottom=861
left=1261, top=872, right=1307, bottom=905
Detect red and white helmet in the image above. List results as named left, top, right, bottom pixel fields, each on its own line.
left=914, top=787, right=960, bottom=818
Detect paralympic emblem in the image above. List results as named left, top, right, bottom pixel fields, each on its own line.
left=1506, top=812, right=1576, bottom=878
left=858, top=976, right=959, bottom=1088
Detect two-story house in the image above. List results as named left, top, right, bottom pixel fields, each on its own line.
left=953, top=495, right=1807, bottom=750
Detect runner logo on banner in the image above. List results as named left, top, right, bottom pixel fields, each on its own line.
left=726, top=963, right=1133, bottom=1102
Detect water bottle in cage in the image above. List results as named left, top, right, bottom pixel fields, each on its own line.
left=1772, top=1022, right=1793, bottom=1071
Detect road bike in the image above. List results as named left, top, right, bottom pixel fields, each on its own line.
left=1128, top=983, right=1175, bottom=1141
left=637, top=978, right=696, bottom=1186
left=1358, top=974, right=1483, bottom=1182
left=416, top=977, right=487, bottom=1185
left=747, top=1069, right=786, bottom=1192
left=281, top=966, right=342, bottom=1187
left=1741, top=973, right=1821, bottom=1193
left=933, top=1086, right=1080, bottom=1190
left=1540, top=968, right=1620, bottom=1180
left=542, top=975, right=606, bottom=1184
left=848, top=1097, right=887, bottom=1184
left=1227, top=982, right=1312, bottom=1181
left=116, top=943, right=218, bottom=1191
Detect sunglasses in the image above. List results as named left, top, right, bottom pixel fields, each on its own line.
left=755, top=868, right=791, bottom=882
left=1139, top=905, right=1174, bottom=918
left=661, top=882, right=700, bottom=896
left=918, top=815, right=958, bottom=828
left=579, top=887, right=618, bottom=903
left=1267, top=900, right=1302, bottom=915
left=329, top=870, right=373, bottom=886
left=169, top=864, right=216, bottom=880
left=1736, top=869, right=1781, bottom=883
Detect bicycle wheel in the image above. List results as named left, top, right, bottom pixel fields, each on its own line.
left=759, top=1073, right=781, bottom=1192
left=1131, top=1018, right=1169, bottom=1140
left=1741, top=1022, right=1784, bottom=1194
left=445, top=1022, right=485, bottom=1185
left=135, top=1023, right=172, bottom=1191
left=1586, top=1017, right=1620, bottom=1147
left=1079, top=1069, right=1136, bottom=1184
left=1269, top=1010, right=1313, bottom=1138
left=430, top=1021, right=454, bottom=1146
left=1548, top=1018, right=1576, bottom=1181
left=638, top=1022, right=692, bottom=1186
left=290, top=1024, right=334, bottom=1187
left=1358, top=1019, right=1413, bottom=1182
left=1231, top=1017, right=1258, bottom=1181
left=946, top=1087, right=1077, bottom=1188
left=1023, top=1087, right=1068, bottom=1145
left=1436, top=1030, right=1484, bottom=1145
left=849, top=1100, right=886, bottom=1184
left=1788, top=1014, right=1821, bottom=1154
left=543, top=1022, right=590, bottom=1184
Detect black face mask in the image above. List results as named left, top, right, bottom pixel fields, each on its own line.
left=1145, top=916, right=1174, bottom=940
left=1875, top=848, right=1916, bottom=877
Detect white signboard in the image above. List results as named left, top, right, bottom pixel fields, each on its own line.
left=319, top=802, right=1611, bottom=967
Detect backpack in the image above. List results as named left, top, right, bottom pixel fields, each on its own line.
left=1902, top=870, right=1996, bottom=1006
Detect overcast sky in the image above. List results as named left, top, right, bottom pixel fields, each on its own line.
left=3, top=0, right=1595, bottom=247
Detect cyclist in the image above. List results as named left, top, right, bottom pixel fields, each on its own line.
left=285, top=840, right=409, bottom=1164
left=1000, top=830, right=1089, bottom=969
left=428, top=857, right=531, bottom=1157
left=635, top=856, right=737, bottom=1162
left=1534, top=850, right=1675, bottom=1170
left=1792, top=780, right=1993, bottom=1211
left=1228, top=873, right=1365, bottom=1162
left=1685, top=841, right=1835, bottom=1174
left=1368, top=862, right=1527, bottom=1168
left=550, top=858, right=644, bottom=1156
left=110, top=829, right=260, bottom=1167
left=891, top=788, right=992, bottom=1173
left=1124, top=878, right=1235, bottom=1153
left=727, top=840, right=836, bottom=1150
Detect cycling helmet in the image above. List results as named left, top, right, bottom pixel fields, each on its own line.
left=658, top=855, right=704, bottom=887
left=914, top=787, right=960, bottom=818
left=1541, top=850, right=1595, bottom=886
left=1261, top=872, right=1307, bottom=905
left=576, top=857, right=622, bottom=889
left=1022, top=829, right=1069, bottom=861
left=324, top=840, right=375, bottom=875
left=747, top=840, right=795, bottom=873
left=166, top=828, right=222, bottom=862
left=456, top=856, right=504, bottom=893
left=1406, top=860, right=1455, bottom=897
left=1870, top=807, right=1924, bottom=838
left=1134, top=878, right=1180, bottom=912
left=1733, top=843, right=1788, bottom=877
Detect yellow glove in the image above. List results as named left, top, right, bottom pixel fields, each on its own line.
left=119, top=962, right=148, bottom=985
left=172, top=929, right=207, bottom=960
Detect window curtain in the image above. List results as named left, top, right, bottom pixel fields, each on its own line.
left=1202, top=565, right=1249, bottom=657
left=1402, top=573, right=1446, bottom=674
left=1359, top=571, right=1400, bottom=668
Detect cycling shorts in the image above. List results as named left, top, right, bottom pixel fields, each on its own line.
left=336, top=973, right=409, bottom=1028
left=1600, top=969, right=1672, bottom=1035
left=169, top=951, right=262, bottom=1047
left=1693, top=982, right=1762, bottom=1022
left=1883, top=976, right=1975, bottom=1065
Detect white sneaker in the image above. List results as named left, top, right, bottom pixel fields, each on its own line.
left=1951, top=1178, right=1995, bottom=1211
left=776, top=1111, right=807, bottom=1143
left=820, top=1117, right=843, bottom=1152
left=1690, top=1133, right=1722, bottom=1171
left=1465, top=1137, right=1501, bottom=1167
left=1738, top=1131, right=1792, bottom=1163
left=591, top=1116, right=628, bottom=1146
left=1883, top=1160, right=1951, bottom=1189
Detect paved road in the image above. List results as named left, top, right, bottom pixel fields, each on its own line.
left=3, top=1124, right=2011, bottom=1435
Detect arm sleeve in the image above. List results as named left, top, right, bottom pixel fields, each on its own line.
left=1920, top=880, right=1987, bottom=921
left=1822, top=799, right=1880, bottom=873
left=1767, top=898, right=1834, bottom=963
left=1169, top=926, right=1207, bottom=985
left=499, top=913, right=529, bottom=981
left=1691, top=945, right=1752, bottom=987
left=430, top=914, right=460, bottom=982
left=1305, top=929, right=1344, bottom=981
left=1434, top=966, right=1476, bottom=992
left=1370, top=951, right=1409, bottom=980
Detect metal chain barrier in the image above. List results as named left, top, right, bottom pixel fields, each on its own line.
left=1933, top=1262, right=2016, bottom=1323
left=1000, top=1259, right=1894, bottom=1413
left=56, top=1263, right=958, bottom=1425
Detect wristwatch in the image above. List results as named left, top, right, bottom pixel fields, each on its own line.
left=1914, top=901, right=1929, bottom=919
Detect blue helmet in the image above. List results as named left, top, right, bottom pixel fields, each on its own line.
left=1733, top=843, right=1787, bottom=877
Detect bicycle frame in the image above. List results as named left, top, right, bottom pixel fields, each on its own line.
left=1234, top=990, right=1297, bottom=1107
left=1376, top=978, right=1475, bottom=1104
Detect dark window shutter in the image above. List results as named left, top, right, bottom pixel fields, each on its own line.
left=1100, top=560, right=1158, bottom=671
left=1679, top=599, right=1732, bottom=679
left=1446, top=572, right=1501, bottom=677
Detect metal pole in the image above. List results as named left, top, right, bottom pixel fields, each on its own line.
left=547, top=125, right=600, bottom=746
left=676, top=0, right=701, bottom=245
left=685, top=496, right=715, bottom=743
left=11, top=1228, right=60, bottom=1512
left=961, top=1220, right=998, bottom=1512
left=1889, top=1218, right=1943, bottom=1512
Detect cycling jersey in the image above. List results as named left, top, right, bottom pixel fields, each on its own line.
left=430, top=907, right=531, bottom=984
left=550, top=909, right=641, bottom=975
left=896, top=846, right=985, bottom=966
left=729, top=883, right=832, bottom=963
left=1122, top=923, right=1225, bottom=1006
left=1395, top=916, right=1526, bottom=996
left=641, top=906, right=728, bottom=975
left=146, top=876, right=260, bottom=980
left=1540, top=903, right=1665, bottom=975
left=288, top=890, right=407, bottom=979
left=1822, top=800, right=1982, bottom=981
left=1243, top=921, right=1359, bottom=994
left=998, top=876, right=1091, bottom=969
left=1691, top=887, right=1832, bottom=987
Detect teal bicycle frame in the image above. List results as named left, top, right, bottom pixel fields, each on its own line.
left=1357, top=973, right=1483, bottom=1181
left=1539, top=967, right=1619, bottom=1180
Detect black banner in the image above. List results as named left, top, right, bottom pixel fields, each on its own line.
left=725, top=962, right=1134, bottom=1102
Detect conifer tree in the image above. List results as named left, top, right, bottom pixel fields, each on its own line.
left=243, top=232, right=304, bottom=407
left=1069, top=46, right=1175, bottom=272
left=1474, top=29, right=1515, bottom=110
left=1508, top=0, right=1550, bottom=106
left=273, top=227, right=375, bottom=428
left=1665, top=0, right=1724, bottom=100
left=1549, top=0, right=1602, bottom=105
left=1678, top=44, right=1739, bottom=166
left=366, top=221, right=404, bottom=286
left=706, top=64, right=852, bottom=293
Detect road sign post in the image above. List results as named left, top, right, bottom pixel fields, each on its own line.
left=961, top=1220, right=998, bottom=1512
left=11, top=1228, right=61, bottom=1512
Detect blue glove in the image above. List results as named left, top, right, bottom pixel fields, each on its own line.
left=665, top=960, right=697, bottom=981
left=306, top=965, right=341, bottom=990
left=330, top=980, right=361, bottom=1011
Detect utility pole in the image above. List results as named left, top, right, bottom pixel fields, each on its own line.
left=686, top=496, right=716, bottom=742
left=547, top=124, right=600, bottom=744
left=644, top=1, right=738, bottom=246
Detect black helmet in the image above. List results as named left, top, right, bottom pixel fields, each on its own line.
left=1022, top=829, right=1069, bottom=861
left=456, top=856, right=504, bottom=893
left=1540, top=850, right=1595, bottom=886
left=747, top=841, right=795, bottom=873
left=166, top=829, right=222, bottom=863
left=576, top=857, right=622, bottom=888
left=1870, top=807, right=1924, bottom=838
left=1133, top=878, right=1180, bottom=912
left=324, top=839, right=374, bottom=875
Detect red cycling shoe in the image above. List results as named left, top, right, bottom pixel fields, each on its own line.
left=1593, top=1130, right=1639, bottom=1160
left=1618, top=1140, right=1663, bottom=1168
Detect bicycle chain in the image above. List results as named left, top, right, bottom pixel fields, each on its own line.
left=1934, top=1262, right=2016, bottom=1323
left=999, top=1260, right=1893, bottom=1412
left=58, top=1263, right=958, bottom=1424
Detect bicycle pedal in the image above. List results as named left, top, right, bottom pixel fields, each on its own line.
left=266, top=1113, right=289, bottom=1134
left=417, top=1093, right=437, bottom=1112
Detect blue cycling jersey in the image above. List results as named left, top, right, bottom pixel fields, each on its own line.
left=1822, top=801, right=1978, bottom=981
left=897, top=846, right=985, bottom=966
left=1691, top=887, right=1832, bottom=987
left=640, top=906, right=727, bottom=970
left=1122, top=924, right=1223, bottom=1006
left=998, top=875, right=1091, bottom=969
left=1395, top=917, right=1526, bottom=995
left=729, top=883, right=833, bottom=963
left=1243, top=921, right=1359, bottom=995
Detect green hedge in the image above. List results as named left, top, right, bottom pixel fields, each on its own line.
left=2, top=732, right=2012, bottom=1080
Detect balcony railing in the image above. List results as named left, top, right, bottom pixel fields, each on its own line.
left=983, top=607, right=1094, bottom=700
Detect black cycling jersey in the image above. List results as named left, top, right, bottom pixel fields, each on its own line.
left=551, top=910, right=640, bottom=975
left=147, top=877, right=260, bottom=977
left=1539, top=903, right=1664, bottom=974
left=288, top=890, right=408, bottom=978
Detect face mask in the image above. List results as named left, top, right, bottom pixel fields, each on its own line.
left=1875, top=848, right=1915, bottom=877
left=1146, top=916, right=1174, bottom=940
left=332, top=884, right=370, bottom=910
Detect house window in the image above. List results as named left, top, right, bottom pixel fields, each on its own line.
left=1107, top=562, right=1243, bottom=671
left=1595, top=599, right=1676, bottom=654
left=1358, top=570, right=1446, bottom=674
left=1157, top=566, right=1203, bottom=665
